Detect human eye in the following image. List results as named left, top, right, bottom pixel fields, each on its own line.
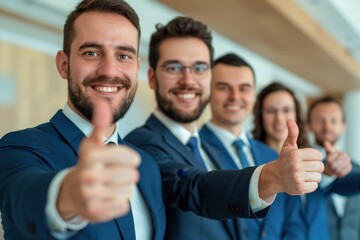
left=83, top=51, right=99, bottom=57
left=283, top=107, right=293, bottom=114
left=239, top=85, right=252, bottom=93
left=215, top=84, right=230, bottom=91
left=264, top=108, right=276, bottom=114
left=193, top=63, right=209, bottom=74
left=118, top=54, right=130, bottom=60
left=164, top=63, right=183, bottom=73
left=331, top=118, right=339, bottom=124
left=118, top=54, right=134, bottom=61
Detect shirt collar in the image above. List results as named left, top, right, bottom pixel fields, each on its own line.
left=153, top=108, right=199, bottom=145
left=62, top=104, right=119, bottom=144
left=206, top=122, right=250, bottom=147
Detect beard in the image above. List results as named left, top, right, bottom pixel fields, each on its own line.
left=68, top=73, right=137, bottom=123
left=315, top=136, right=337, bottom=147
left=154, top=81, right=209, bottom=123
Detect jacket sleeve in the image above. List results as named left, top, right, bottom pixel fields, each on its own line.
left=0, top=139, right=57, bottom=239
left=125, top=128, right=269, bottom=220
left=323, top=161, right=360, bottom=196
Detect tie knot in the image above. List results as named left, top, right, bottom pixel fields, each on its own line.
left=233, top=139, right=245, bottom=148
left=107, top=141, right=116, bottom=146
left=187, top=137, right=199, bottom=149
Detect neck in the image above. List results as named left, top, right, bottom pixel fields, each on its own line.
left=266, top=138, right=283, bottom=153
left=211, top=119, right=243, bottom=137
left=179, top=122, right=197, bottom=134
left=68, top=100, right=116, bottom=139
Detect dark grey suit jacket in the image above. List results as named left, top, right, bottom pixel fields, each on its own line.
left=328, top=162, right=360, bottom=240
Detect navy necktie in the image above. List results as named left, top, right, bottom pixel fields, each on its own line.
left=107, top=142, right=135, bottom=237
left=233, top=139, right=250, bottom=168
left=186, top=137, right=207, bottom=170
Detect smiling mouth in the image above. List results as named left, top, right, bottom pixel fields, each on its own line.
left=91, top=85, right=125, bottom=93
left=176, top=92, right=196, bottom=100
left=225, top=105, right=242, bottom=110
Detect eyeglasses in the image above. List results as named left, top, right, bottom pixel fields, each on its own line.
left=263, top=107, right=295, bottom=115
left=159, top=62, right=210, bottom=80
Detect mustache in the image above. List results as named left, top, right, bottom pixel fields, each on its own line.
left=83, top=77, right=131, bottom=89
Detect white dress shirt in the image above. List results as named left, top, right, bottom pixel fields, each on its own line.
left=46, top=104, right=152, bottom=239
left=206, top=122, right=256, bottom=168
left=153, top=109, right=273, bottom=212
left=312, top=143, right=347, bottom=217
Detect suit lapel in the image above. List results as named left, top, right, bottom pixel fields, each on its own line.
left=50, top=110, right=85, bottom=164
left=52, top=114, right=136, bottom=239
left=248, top=138, right=267, bottom=165
left=146, top=115, right=206, bottom=169
left=200, top=125, right=238, bottom=170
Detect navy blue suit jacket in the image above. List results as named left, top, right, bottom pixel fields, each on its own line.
left=0, top=111, right=165, bottom=240
left=301, top=152, right=360, bottom=240
left=125, top=114, right=269, bottom=240
left=200, top=125, right=305, bottom=240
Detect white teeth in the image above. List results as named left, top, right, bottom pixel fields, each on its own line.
left=94, top=86, right=118, bottom=92
left=225, top=105, right=241, bottom=110
left=177, top=93, right=196, bottom=99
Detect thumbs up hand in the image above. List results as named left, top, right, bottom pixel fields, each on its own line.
left=259, top=120, right=324, bottom=199
left=323, top=141, right=352, bottom=177
left=57, top=98, right=140, bottom=223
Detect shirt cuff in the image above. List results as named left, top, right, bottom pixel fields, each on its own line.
left=249, top=164, right=276, bottom=213
left=319, top=173, right=336, bottom=189
left=46, top=168, right=89, bottom=234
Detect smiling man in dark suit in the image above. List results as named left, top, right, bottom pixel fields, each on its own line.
left=199, top=53, right=305, bottom=240
left=125, top=17, right=324, bottom=240
left=0, top=0, right=165, bottom=239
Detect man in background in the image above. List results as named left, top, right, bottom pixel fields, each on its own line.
left=125, top=16, right=323, bottom=239
left=200, top=53, right=305, bottom=239
left=308, top=96, right=360, bottom=240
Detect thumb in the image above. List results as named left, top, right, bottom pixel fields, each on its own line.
left=88, top=97, right=112, bottom=145
left=282, top=119, right=299, bottom=149
left=323, top=141, right=333, bottom=155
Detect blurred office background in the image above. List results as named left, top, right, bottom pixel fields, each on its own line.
left=0, top=0, right=360, bottom=238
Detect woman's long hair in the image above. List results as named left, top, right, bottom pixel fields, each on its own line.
left=252, top=82, right=309, bottom=148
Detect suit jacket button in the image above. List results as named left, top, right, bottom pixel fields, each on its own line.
left=261, top=231, right=267, bottom=238
left=27, top=223, right=36, bottom=233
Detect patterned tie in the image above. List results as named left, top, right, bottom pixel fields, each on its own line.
left=233, top=139, right=250, bottom=168
left=186, top=137, right=207, bottom=170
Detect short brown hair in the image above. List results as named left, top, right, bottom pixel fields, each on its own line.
left=148, top=16, right=214, bottom=69
left=214, top=53, right=256, bottom=83
left=63, top=0, right=140, bottom=56
left=307, top=96, right=345, bottom=123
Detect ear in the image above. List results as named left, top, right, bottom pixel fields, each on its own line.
left=55, top=51, right=69, bottom=80
left=148, top=67, right=156, bottom=90
left=137, top=56, right=141, bottom=72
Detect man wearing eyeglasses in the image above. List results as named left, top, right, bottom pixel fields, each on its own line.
left=125, top=17, right=324, bottom=239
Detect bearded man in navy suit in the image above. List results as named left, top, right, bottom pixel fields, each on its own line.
left=125, top=17, right=324, bottom=240
left=0, top=0, right=165, bottom=239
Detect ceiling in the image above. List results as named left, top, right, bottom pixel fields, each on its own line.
left=1, top=0, right=360, bottom=94
left=158, top=0, right=360, bottom=94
